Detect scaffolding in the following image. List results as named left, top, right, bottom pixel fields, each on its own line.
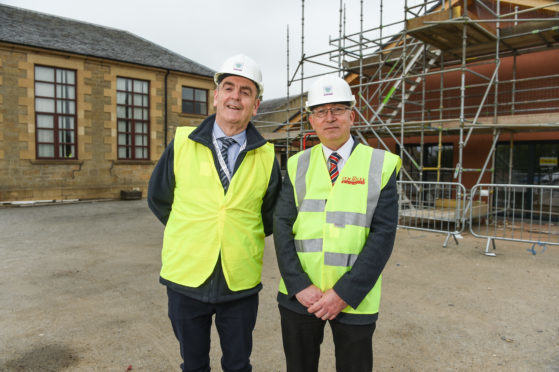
left=253, top=0, right=559, bottom=189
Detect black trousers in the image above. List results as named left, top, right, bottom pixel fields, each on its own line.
left=167, top=287, right=258, bottom=372
left=279, top=305, right=376, bottom=372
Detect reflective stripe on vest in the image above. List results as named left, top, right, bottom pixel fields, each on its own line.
left=299, top=199, right=326, bottom=212
left=294, top=149, right=311, bottom=209
left=294, top=239, right=323, bottom=252
left=324, top=252, right=359, bottom=267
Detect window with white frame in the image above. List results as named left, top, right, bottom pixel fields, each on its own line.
left=116, top=77, right=150, bottom=160
left=34, top=65, right=77, bottom=159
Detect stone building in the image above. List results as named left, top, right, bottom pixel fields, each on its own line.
left=0, top=4, right=214, bottom=202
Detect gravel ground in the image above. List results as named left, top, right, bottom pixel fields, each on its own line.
left=1, top=199, right=558, bottom=371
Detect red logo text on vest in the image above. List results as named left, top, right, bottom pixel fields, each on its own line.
left=340, top=176, right=365, bottom=185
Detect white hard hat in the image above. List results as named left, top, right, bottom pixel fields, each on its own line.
left=306, top=75, right=355, bottom=111
left=214, top=54, right=264, bottom=97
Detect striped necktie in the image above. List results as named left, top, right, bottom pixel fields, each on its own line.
left=328, top=152, right=341, bottom=184
left=218, top=137, right=237, bottom=191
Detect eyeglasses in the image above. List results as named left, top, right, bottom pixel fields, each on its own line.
left=311, top=106, right=350, bottom=118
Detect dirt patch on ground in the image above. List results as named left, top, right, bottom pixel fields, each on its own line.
left=1, top=200, right=558, bottom=371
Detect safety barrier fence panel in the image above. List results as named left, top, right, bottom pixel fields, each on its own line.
left=397, top=181, right=466, bottom=247
left=469, top=184, right=559, bottom=256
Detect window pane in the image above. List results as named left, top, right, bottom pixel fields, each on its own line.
left=37, top=115, right=54, bottom=128
left=66, top=117, right=75, bottom=130
left=57, top=100, right=75, bottom=114
left=35, top=82, right=54, bottom=97
left=118, top=147, right=128, bottom=158
left=117, top=106, right=127, bottom=118
left=182, top=87, right=193, bottom=100
left=135, top=122, right=145, bottom=134
left=59, top=144, right=75, bottom=158
left=182, top=101, right=194, bottom=113
left=195, top=103, right=206, bottom=115
left=57, top=85, right=75, bottom=99
left=117, top=92, right=128, bottom=105
left=143, top=95, right=149, bottom=106
left=133, top=108, right=143, bottom=119
left=57, top=69, right=75, bottom=84
left=134, top=94, right=144, bottom=106
left=118, top=134, right=131, bottom=145
left=37, top=129, right=54, bottom=142
left=117, top=78, right=127, bottom=91
left=135, top=147, right=147, bottom=159
left=36, top=98, right=55, bottom=112
left=38, top=144, right=54, bottom=157
left=35, top=66, right=54, bottom=82
left=118, top=120, right=129, bottom=132
left=133, top=81, right=143, bottom=93
left=58, top=116, right=74, bottom=129
left=195, top=89, right=207, bottom=102
left=59, top=130, right=75, bottom=143
left=62, top=130, right=69, bottom=143
left=68, top=71, right=76, bottom=84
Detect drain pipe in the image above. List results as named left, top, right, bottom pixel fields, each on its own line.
left=164, top=70, right=170, bottom=147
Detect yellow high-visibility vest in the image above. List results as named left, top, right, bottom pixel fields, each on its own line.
left=279, top=143, right=401, bottom=314
left=161, top=126, right=275, bottom=291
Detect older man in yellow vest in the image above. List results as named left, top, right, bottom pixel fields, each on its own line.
left=274, top=75, right=401, bottom=372
left=148, top=54, right=281, bottom=372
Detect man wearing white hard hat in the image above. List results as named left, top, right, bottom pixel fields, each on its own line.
left=148, top=54, right=281, bottom=372
left=273, top=75, right=401, bottom=371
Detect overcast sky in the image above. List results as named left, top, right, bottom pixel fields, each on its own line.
left=1, top=0, right=408, bottom=100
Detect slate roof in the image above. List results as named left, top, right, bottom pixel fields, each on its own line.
left=254, top=93, right=306, bottom=120
left=0, top=4, right=214, bottom=77
left=257, top=96, right=293, bottom=115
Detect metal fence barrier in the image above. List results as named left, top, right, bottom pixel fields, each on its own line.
left=398, top=181, right=466, bottom=247
left=469, top=184, right=559, bottom=256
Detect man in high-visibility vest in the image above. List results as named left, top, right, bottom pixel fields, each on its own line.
left=274, top=75, right=401, bottom=372
left=148, top=54, right=281, bottom=372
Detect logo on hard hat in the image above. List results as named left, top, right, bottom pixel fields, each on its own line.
left=323, top=85, right=333, bottom=96
left=233, top=62, right=244, bottom=72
